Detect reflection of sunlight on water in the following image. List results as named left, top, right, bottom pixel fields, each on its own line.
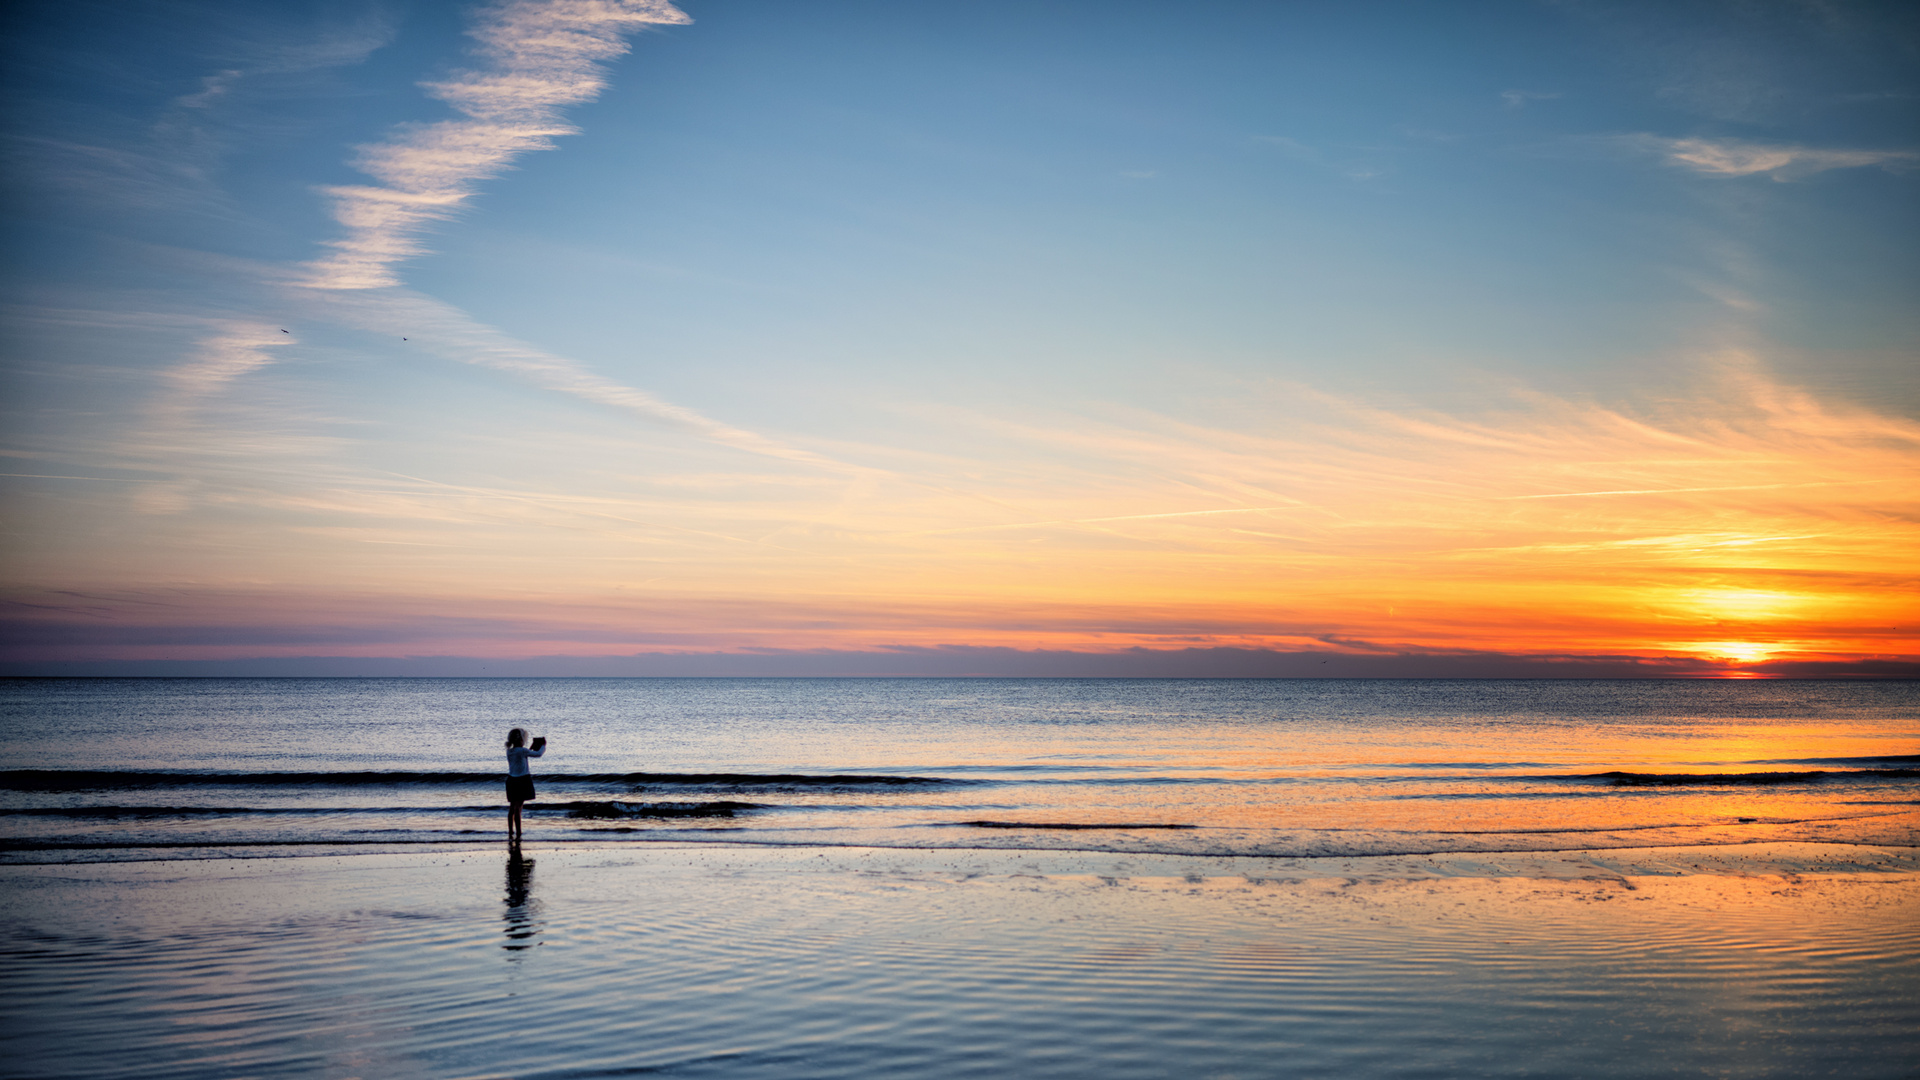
left=7, top=847, right=1916, bottom=1079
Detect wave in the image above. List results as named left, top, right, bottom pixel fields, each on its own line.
left=1751, top=754, right=1920, bottom=767
left=1, top=805, right=280, bottom=818
left=560, top=800, right=767, bottom=819
left=1576, top=769, right=1920, bottom=786
left=11, top=765, right=1912, bottom=795
left=0, top=837, right=495, bottom=853
left=0, top=770, right=957, bottom=792
left=0, top=804, right=555, bottom=818
left=952, top=821, right=1197, bottom=830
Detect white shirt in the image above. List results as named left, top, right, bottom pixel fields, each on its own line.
left=506, top=744, right=545, bottom=777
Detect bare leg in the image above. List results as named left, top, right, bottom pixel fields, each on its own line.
left=508, top=801, right=523, bottom=841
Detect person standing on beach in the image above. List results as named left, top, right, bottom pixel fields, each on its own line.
left=505, top=727, right=546, bottom=843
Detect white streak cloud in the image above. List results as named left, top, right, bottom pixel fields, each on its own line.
left=284, top=1, right=840, bottom=471
left=162, top=322, right=291, bottom=396
left=315, top=289, right=866, bottom=473
left=1500, top=89, right=1559, bottom=109
left=1653, top=136, right=1916, bottom=180
left=130, top=321, right=298, bottom=515
left=303, top=0, right=690, bottom=290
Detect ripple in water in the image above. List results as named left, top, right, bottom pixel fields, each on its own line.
left=3, top=846, right=1916, bottom=1079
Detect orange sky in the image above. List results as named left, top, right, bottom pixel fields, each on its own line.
left=6, top=352, right=1914, bottom=673
left=3, top=1, right=1916, bottom=676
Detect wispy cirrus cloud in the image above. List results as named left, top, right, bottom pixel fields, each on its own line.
left=93, top=1, right=843, bottom=477
left=111, top=320, right=302, bottom=515
left=285, top=0, right=847, bottom=469
left=1647, top=135, right=1916, bottom=180
left=161, top=323, right=291, bottom=397
left=173, top=9, right=396, bottom=108
left=311, top=288, right=866, bottom=473
left=13, top=357, right=1915, bottom=663
left=1500, top=89, right=1560, bottom=109
left=304, top=0, right=690, bottom=290
left=5, top=11, right=397, bottom=219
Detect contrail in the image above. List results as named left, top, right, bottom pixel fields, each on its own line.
left=284, top=0, right=872, bottom=473
left=313, top=288, right=872, bottom=474
left=304, top=0, right=690, bottom=290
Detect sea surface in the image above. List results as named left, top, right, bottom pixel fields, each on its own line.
left=3, top=678, right=1918, bottom=1079
left=3, top=677, right=1917, bottom=861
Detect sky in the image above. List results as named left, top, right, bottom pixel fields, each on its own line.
left=1, top=0, right=1915, bottom=677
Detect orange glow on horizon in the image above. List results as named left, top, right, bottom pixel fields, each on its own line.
left=1690, top=642, right=1778, bottom=665
left=4, top=356, right=1916, bottom=668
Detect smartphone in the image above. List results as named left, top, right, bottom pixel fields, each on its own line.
left=531, top=736, right=546, bottom=750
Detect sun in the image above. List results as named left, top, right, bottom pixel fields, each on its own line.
left=1693, top=641, right=1775, bottom=664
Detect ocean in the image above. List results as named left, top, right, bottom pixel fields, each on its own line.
left=3, top=678, right=1916, bottom=1079
left=3, top=677, right=1917, bottom=860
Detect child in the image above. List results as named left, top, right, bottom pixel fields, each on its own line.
left=505, top=727, right=546, bottom=842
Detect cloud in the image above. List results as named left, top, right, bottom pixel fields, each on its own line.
left=6, top=10, right=398, bottom=223
left=303, top=0, right=691, bottom=290
left=89, top=2, right=848, bottom=489
left=16, top=644, right=1903, bottom=679
left=310, top=288, right=866, bottom=473
left=173, top=14, right=395, bottom=110
left=96, top=320, right=302, bottom=516
left=1, top=135, right=229, bottom=216
left=1650, top=136, right=1916, bottom=180
left=160, top=322, right=291, bottom=397
left=9, top=356, right=1917, bottom=665
left=1500, top=89, right=1560, bottom=109
left=176, top=70, right=245, bottom=110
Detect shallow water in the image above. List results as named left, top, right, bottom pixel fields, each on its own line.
left=2, top=678, right=1916, bottom=860
left=4, top=845, right=1917, bottom=1079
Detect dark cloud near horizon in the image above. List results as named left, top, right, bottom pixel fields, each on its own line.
left=2, top=646, right=1912, bottom=680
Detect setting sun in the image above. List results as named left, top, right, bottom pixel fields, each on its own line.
left=1690, top=641, right=1778, bottom=665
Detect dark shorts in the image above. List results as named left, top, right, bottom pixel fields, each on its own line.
left=506, top=774, right=536, bottom=804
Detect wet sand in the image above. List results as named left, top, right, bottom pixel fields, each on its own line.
left=4, top=841, right=1917, bottom=1078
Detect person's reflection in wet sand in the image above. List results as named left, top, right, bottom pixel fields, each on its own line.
left=503, top=844, right=540, bottom=955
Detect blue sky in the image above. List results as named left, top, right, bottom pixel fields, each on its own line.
left=2, top=0, right=1915, bottom=675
